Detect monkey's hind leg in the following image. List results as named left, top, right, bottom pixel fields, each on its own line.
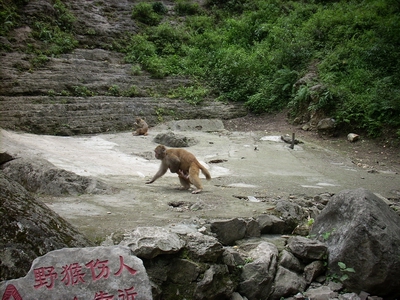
left=189, top=167, right=203, bottom=194
left=178, top=176, right=191, bottom=191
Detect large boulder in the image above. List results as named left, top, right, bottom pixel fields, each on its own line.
left=0, top=246, right=152, bottom=300
left=0, top=172, right=94, bottom=281
left=1, top=157, right=114, bottom=196
left=311, top=188, right=400, bottom=298
left=210, top=218, right=247, bottom=246
left=238, top=241, right=279, bottom=300
left=153, top=131, right=199, bottom=148
left=194, top=264, right=236, bottom=300
left=119, top=227, right=186, bottom=259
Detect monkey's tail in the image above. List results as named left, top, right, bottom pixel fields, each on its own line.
left=199, top=164, right=211, bottom=180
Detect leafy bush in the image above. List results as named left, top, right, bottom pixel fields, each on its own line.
left=124, top=0, right=400, bottom=138
left=32, top=21, right=78, bottom=55
left=174, top=0, right=201, bottom=16
left=168, top=85, right=209, bottom=105
left=132, top=2, right=163, bottom=26
left=247, top=68, right=299, bottom=113
left=72, top=86, right=94, bottom=97
left=107, top=85, right=121, bottom=96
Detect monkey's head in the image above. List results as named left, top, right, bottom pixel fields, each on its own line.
left=135, top=117, right=142, bottom=124
left=154, top=145, right=167, bottom=160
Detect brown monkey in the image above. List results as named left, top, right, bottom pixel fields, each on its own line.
left=132, top=117, right=148, bottom=136
left=146, top=144, right=211, bottom=194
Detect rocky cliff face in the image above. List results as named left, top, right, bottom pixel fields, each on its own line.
left=0, top=0, right=246, bottom=135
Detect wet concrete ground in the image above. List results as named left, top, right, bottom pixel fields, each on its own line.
left=1, top=120, right=399, bottom=241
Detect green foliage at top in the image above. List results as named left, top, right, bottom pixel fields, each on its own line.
left=131, top=2, right=167, bottom=26
left=125, top=0, right=400, bottom=138
left=0, top=0, right=78, bottom=55
left=0, top=0, right=28, bottom=36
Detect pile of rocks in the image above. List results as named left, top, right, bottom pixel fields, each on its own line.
left=105, top=187, right=400, bottom=300
left=1, top=160, right=399, bottom=299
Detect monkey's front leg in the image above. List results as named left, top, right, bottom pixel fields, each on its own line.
left=146, top=167, right=167, bottom=184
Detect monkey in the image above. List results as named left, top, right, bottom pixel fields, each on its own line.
left=146, top=144, right=211, bottom=194
left=132, top=117, right=148, bottom=136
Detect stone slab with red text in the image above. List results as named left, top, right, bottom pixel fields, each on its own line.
left=0, top=246, right=152, bottom=300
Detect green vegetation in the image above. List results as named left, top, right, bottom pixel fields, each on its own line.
left=1, top=0, right=78, bottom=55
left=31, top=0, right=78, bottom=55
left=72, top=85, right=94, bottom=97
left=167, top=84, right=210, bottom=105
left=0, top=0, right=27, bottom=36
left=328, top=261, right=356, bottom=283
left=1, top=0, right=399, bottom=139
left=131, top=2, right=167, bottom=26
left=127, top=0, right=400, bottom=139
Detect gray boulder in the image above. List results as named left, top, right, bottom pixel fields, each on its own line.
left=239, top=242, right=279, bottom=300
left=194, top=264, right=235, bottom=300
left=244, top=218, right=261, bottom=237
left=153, top=131, right=199, bottom=147
left=168, top=258, right=201, bottom=284
left=287, top=236, right=327, bottom=262
left=279, top=249, right=304, bottom=273
left=0, top=246, right=152, bottom=300
left=274, top=201, right=306, bottom=233
left=0, top=152, right=13, bottom=164
left=305, top=285, right=338, bottom=300
left=257, top=214, right=286, bottom=234
left=210, top=218, right=247, bottom=246
left=119, top=227, right=186, bottom=259
left=160, top=119, right=225, bottom=132
left=1, top=157, right=114, bottom=196
left=270, top=266, right=307, bottom=300
left=311, top=188, right=400, bottom=298
left=304, top=260, right=325, bottom=284
left=181, top=231, right=224, bottom=263
left=0, top=173, right=93, bottom=281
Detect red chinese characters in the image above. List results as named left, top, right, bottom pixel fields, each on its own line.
left=85, top=259, right=110, bottom=282
left=2, top=255, right=141, bottom=300
left=33, top=266, right=58, bottom=289
left=61, top=263, right=86, bottom=286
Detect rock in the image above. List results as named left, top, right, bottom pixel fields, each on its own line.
left=222, top=247, right=246, bottom=269
left=0, top=173, right=93, bottom=281
left=153, top=131, right=199, bottom=147
left=327, top=281, right=344, bottom=292
left=181, top=231, right=224, bottom=263
left=304, top=260, right=325, bottom=284
left=194, top=264, right=235, bottom=300
left=1, top=157, right=114, bottom=196
left=239, top=242, right=279, bottom=300
left=270, top=266, right=307, bottom=300
left=257, top=214, right=286, bottom=234
left=287, top=236, right=327, bottom=262
left=244, top=218, right=261, bottom=237
left=347, top=133, right=360, bottom=142
left=231, top=292, right=247, bottom=300
left=0, top=246, right=152, bottom=300
left=311, top=188, right=400, bottom=298
left=274, top=201, right=306, bottom=233
left=160, top=119, right=225, bottom=132
left=0, top=152, right=14, bottom=165
left=210, top=218, right=247, bottom=246
left=304, top=286, right=338, bottom=300
left=119, top=227, right=186, bottom=259
left=279, top=249, right=304, bottom=273
left=167, top=258, right=201, bottom=284
left=339, top=293, right=362, bottom=300
left=317, top=118, right=336, bottom=131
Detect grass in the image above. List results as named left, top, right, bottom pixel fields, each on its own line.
left=127, top=0, right=400, bottom=139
